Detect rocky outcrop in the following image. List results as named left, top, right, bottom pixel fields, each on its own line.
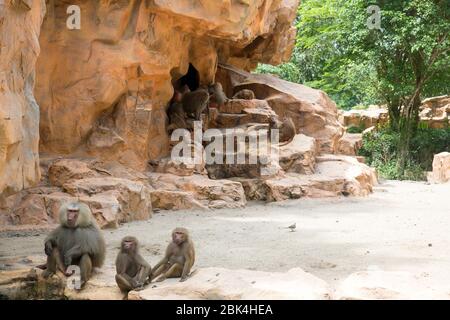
left=217, top=64, right=345, bottom=153
left=338, top=107, right=388, bottom=131
left=35, top=0, right=299, bottom=170
left=0, top=266, right=331, bottom=300
left=427, top=152, right=450, bottom=184
left=148, top=173, right=246, bottom=210
left=0, top=0, right=45, bottom=197
left=419, top=95, right=450, bottom=129
left=339, top=96, right=450, bottom=130
left=337, top=133, right=363, bottom=156
left=0, top=159, right=153, bottom=229
left=130, top=267, right=332, bottom=300
left=0, top=0, right=379, bottom=230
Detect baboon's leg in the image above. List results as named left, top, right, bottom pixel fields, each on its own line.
left=155, top=263, right=182, bottom=282
left=42, top=247, right=62, bottom=278
left=135, top=266, right=152, bottom=285
left=79, top=254, right=92, bottom=285
left=150, top=264, right=168, bottom=281
left=115, top=274, right=136, bottom=292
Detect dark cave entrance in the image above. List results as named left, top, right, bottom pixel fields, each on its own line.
left=173, top=63, right=200, bottom=92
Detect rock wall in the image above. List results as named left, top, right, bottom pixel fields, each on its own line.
left=35, top=0, right=299, bottom=170
left=0, top=0, right=45, bottom=197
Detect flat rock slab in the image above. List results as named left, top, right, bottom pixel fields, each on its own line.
left=129, top=267, right=332, bottom=300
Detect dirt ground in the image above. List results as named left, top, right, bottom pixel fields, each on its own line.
left=1, top=180, right=449, bottom=287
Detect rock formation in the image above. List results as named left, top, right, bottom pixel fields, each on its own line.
left=339, top=96, right=450, bottom=131
left=35, top=0, right=299, bottom=169
left=0, top=0, right=45, bottom=198
left=0, top=0, right=378, bottom=230
left=427, top=152, right=450, bottom=184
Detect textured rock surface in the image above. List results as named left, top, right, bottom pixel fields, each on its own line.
left=216, top=64, right=345, bottom=153
left=35, top=0, right=299, bottom=169
left=0, top=159, right=153, bottom=228
left=0, top=265, right=331, bottom=300
left=148, top=173, right=246, bottom=210
left=338, top=107, right=388, bottom=130
left=130, top=267, right=332, bottom=300
left=339, top=96, right=449, bottom=130
left=0, top=0, right=45, bottom=197
left=279, top=134, right=318, bottom=174
left=236, top=155, right=377, bottom=201
left=427, top=152, right=450, bottom=184
left=337, top=133, right=363, bottom=156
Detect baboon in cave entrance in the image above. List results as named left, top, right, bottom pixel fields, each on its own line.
left=181, top=88, right=210, bottom=121
left=208, top=82, right=228, bottom=108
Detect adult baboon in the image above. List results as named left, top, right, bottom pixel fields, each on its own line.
left=208, top=82, right=228, bottom=107
left=115, top=236, right=152, bottom=292
left=182, top=88, right=210, bottom=121
left=42, top=202, right=105, bottom=288
left=167, top=90, right=190, bottom=133
left=151, top=227, right=195, bottom=282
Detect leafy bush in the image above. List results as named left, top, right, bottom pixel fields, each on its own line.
left=359, top=126, right=450, bottom=180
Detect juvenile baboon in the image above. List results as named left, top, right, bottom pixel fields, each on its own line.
left=269, top=116, right=296, bottom=146
left=208, top=82, right=228, bottom=107
left=232, top=89, right=255, bottom=100
left=167, top=90, right=190, bottom=133
left=115, top=236, right=152, bottom=292
left=42, top=202, right=105, bottom=288
left=151, top=227, right=195, bottom=282
left=181, top=88, right=210, bottom=121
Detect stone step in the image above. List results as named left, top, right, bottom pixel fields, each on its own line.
left=147, top=173, right=246, bottom=210
left=233, top=155, right=377, bottom=201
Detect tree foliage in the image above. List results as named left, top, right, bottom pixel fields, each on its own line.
left=255, top=0, right=450, bottom=179
left=256, top=0, right=450, bottom=111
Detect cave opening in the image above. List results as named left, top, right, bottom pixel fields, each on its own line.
left=173, top=63, right=200, bottom=91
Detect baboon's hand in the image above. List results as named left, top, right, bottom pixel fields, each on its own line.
left=44, top=241, right=53, bottom=256
left=180, top=276, right=187, bottom=282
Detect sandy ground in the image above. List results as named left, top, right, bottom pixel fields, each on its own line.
left=0, top=180, right=449, bottom=287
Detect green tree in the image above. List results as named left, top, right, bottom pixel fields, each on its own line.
left=256, top=0, right=450, bottom=177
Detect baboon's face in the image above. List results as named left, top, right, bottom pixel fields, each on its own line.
left=66, top=209, right=79, bottom=228
left=121, top=237, right=137, bottom=253
left=172, top=231, right=187, bottom=245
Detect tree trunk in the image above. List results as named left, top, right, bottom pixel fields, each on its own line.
left=397, top=94, right=421, bottom=177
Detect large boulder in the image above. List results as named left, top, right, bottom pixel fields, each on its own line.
left=338, top=107, right=389, bottom=130
left=216, top=64, right=345, bottom=153
left=0, top=0, right=45, bottom=197
left=129, top=267, right=332, bottom=300
left=427, top=152, right=450, bottom=184
left=62, top=177, right=153, bottom=224
left=337, top=133, right=363, bottom=156
left=148, top=173, right=246, bottom=210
